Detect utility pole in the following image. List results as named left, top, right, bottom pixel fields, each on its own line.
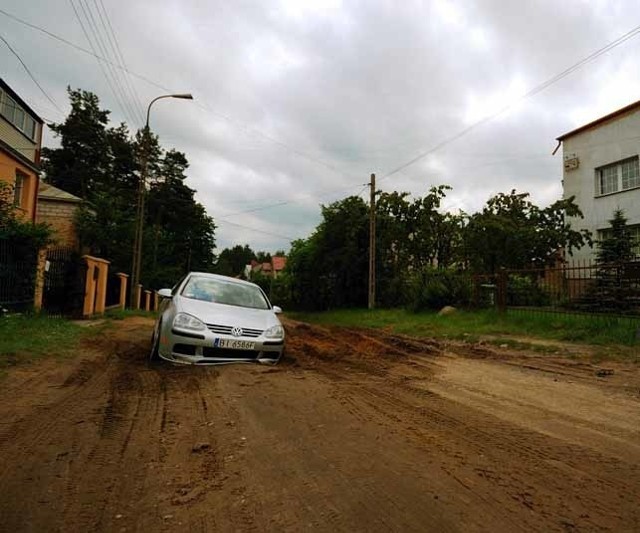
left=129, top=93, right=193, bottom=307
left=368, top=173, right=376, bottom=310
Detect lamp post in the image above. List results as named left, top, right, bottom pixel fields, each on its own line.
left=130, top=93, right=193, bottom=307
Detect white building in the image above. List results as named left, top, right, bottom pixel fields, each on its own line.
left=557, top=100, right=640, bottom=263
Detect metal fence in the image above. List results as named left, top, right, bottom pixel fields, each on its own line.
left=42, top=247, right=86, bottom=317
left=472, top=260, right=640, bottom=318
left=0, top=239, right=38, bottom=312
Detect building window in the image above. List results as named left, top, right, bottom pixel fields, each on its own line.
left=0, top=89, right=37, bottom=140
left=596, top=156, right=640, bottom=195
left=13, top=173, right=25, bottom=208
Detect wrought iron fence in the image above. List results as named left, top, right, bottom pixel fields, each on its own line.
left=42, top=247, right=85, bottom=317
left=477, top=260, right=640, bottom=318
left=0, top=239, right=38, bottom=312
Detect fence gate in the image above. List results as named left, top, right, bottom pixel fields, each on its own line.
left=42, top=247, right=86, bottom=317
left=0, top=240, right=38, bottom=312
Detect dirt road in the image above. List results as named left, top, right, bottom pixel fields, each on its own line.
left=1, top=317, right=639, bottom=532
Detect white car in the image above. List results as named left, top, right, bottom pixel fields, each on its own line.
left=150, top=272, right=285, bottom=364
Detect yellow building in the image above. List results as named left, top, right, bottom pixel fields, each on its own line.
left=0, top=78, right=45, bottom=222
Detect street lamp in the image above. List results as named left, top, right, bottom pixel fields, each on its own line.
left=130, top=93, right=194, bottom=307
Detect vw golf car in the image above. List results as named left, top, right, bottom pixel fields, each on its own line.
left=150, top=272, right=285, bottom=364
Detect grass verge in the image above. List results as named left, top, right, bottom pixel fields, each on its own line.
left=0, top=314, right=104, bottom=373
left=289, top=308, right=640, bottom=357
left=105, top=308, right=157, bottom=320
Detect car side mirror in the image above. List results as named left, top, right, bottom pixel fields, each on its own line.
left=272, top=305, right=282, bottom=314
left=157, top=288, right=172, bottom=299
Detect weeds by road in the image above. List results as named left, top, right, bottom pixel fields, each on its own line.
left=290, top=308, right=640, bottom=357
left=0, top=314, right=113, bottom=372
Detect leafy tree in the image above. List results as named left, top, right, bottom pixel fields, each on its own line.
left=214, top=245, right=256, bottom=277
left=42, top=88, right=110, bottom=199
left=42, top=88, right=216, bottom=288
left=0, top=182, right=51, bottom=249
left=462, top=190, right=591, bottom=273
left=255, top=251, right=272, bottom=263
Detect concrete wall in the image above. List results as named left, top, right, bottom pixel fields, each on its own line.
left=562, top=108, right=640, bottom=262
left=36, top=199, right=79, bottom=248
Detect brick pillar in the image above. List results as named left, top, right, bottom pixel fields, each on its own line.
left=83, top=261, right=97, bottom=317
left=135, top=284, right=142, bottom=310
left=94, top=261, right=109, bottom=314
left=33, top=248, right=47, bottom=312
left=82, top=255, right=111, bottom=316
left=144, top=290, right=151, bottom=311
left=116, top=273, right=129, bottom=310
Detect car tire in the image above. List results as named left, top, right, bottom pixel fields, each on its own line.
left=149, top=320, right=161, bottom=363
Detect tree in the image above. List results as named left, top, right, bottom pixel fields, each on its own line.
left=597, top=209, right=636, bottom=264
left=591, top=209, right=638, bottom=310
left=462, top=190, right=591, bottom=272
left=42, top=88, right=110, bottom=199
left=0, top=182, right=51, bottom=249
left=214, top=245, right=256, bottom=277
left=42, top=88, right=216, bottom=288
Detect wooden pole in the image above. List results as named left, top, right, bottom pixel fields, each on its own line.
left=368, top=173, right=376, bottom=310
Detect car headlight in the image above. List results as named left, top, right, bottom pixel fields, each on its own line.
left=173, top=312, right=206, bottom=331
left=264, top=325, right=284, bottom=339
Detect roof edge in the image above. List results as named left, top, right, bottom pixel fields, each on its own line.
left=557, top=99, right=640, bottom=141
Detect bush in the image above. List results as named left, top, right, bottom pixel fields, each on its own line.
left=506, top=274, right=551, bottom=307
left=407, top=268, right=472, bottom=312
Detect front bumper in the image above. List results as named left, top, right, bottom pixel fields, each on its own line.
left=160, top=327, right=284, bottom=365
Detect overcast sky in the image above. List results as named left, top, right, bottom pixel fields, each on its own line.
left=3, top=0, right=640, bottom=252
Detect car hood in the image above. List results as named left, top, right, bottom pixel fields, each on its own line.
left=176, top=296, right=281, bottom=330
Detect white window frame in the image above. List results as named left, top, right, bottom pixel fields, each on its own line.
left=13, top=173, right=25, bottom=208
left=595, top=156, right=640, bottom=196
left=0, top=89, right=37, bottom=141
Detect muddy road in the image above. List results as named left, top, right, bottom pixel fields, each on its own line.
left=1, top=317, right=639, bottom=532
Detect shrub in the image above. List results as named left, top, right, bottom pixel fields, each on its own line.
left=407, top=268, right=472, bottom=312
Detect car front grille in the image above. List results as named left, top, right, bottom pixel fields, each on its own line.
left=205, top=323, right=263, bottom=338
left=202, top=347, right=259, bottom=359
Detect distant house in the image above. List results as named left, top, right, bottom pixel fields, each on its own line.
left=36, top=183, right=83, bottom=249
left=272, top=255, right=287, bottom=278
left=556, top=100, right=640, bottom=262
left=247, top=255, right=287, bottom=279
left=0, top=79, right=44, bottom=221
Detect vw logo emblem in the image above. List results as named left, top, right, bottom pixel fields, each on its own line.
left=231, top=327, right=243, bottom=337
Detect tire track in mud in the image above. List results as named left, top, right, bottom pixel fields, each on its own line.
left=284, top=320, right=640, bottom=532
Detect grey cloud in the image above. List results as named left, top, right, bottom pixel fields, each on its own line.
left=4, top=0, right=640, bottom=251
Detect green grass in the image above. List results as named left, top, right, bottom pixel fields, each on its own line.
left=0, top=314, right=88, bottom=371
left=104, top=308, right=157, bottom=320
left=289, top=308, right=640, bottom=351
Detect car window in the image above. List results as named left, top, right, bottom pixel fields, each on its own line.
left=181, top=276, right=270, bottom=310
left=171, top=274, right=188, bottom=296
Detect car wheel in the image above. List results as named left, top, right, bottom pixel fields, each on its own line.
left=149, top=320, right=161, bottom=363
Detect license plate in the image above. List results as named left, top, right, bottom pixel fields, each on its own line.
left=214, top=338, right=255, bottom=350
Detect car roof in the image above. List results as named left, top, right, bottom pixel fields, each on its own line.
left=186, top=272, right=260, bottom=288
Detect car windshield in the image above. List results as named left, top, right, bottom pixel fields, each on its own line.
left=181, top=276, right=270, bottom=310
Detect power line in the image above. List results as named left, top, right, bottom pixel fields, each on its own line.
left=95, top=0, right=145, bottom=122
left=215, top=219, right=296, bottom=241
left=0, top=33, right=64, bottom=114
left=380, top=21, right=640, bottom=182
left=76, top=0, right=137, bottom=126
left=68, top=0, right=130, bottom=122
left=0, top=8, right=361, bottom=183
left=216, top=182, right=367, bottom=218
left=89, top=0, right=144, bottom=125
